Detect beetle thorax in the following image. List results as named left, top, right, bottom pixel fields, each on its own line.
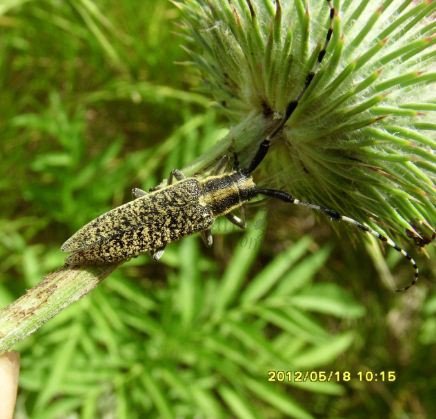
left=200, top=172, right=257, bottom=217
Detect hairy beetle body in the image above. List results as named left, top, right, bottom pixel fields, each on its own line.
left=62, top=174, right=256, bottom=266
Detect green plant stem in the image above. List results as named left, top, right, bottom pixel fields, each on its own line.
left=183, top=112, right=268, bottom=176
left=0, top=265, right=117, bottom=354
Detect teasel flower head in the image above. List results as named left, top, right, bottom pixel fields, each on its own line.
left=177, top=0, right=435, bottom=247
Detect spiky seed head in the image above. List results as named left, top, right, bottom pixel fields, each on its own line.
left=178, top=0, right=435, bottom=246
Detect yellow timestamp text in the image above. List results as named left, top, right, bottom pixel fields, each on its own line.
left=267, top=370, right=397, bottom=383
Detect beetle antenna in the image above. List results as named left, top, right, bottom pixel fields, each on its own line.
left=244, top=0, right=336, bottom=174
left=256, top=188, right=419, bottom=292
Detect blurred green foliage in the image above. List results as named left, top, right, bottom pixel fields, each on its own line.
left=0, top=0, right=434, bottom=417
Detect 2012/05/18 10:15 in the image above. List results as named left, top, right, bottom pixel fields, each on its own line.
left=267, top=370, right=397, bottom=382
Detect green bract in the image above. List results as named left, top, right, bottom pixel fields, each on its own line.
left=179, top=0, right=435, bottom=244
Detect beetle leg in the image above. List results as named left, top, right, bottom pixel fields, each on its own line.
left=213, top=155, right=230, bottom=174
left=132, top=188, right=147, bottom=198
left=232, top=151, right=240, bottom=171
left=152, top=248, right=165, bottom=261
left=149, top=169, right=186, bottom=193
left=169, top=169, right=185, bottom=185
left=225, top=212, right=246, bottom=229
left=201, top=229, right=213, bottom=247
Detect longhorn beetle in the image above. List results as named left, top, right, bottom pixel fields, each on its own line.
left=62, top=0, right=419, bottom=292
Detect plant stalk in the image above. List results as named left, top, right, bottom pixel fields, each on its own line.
left=0, top=265, right=117, bottom=354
